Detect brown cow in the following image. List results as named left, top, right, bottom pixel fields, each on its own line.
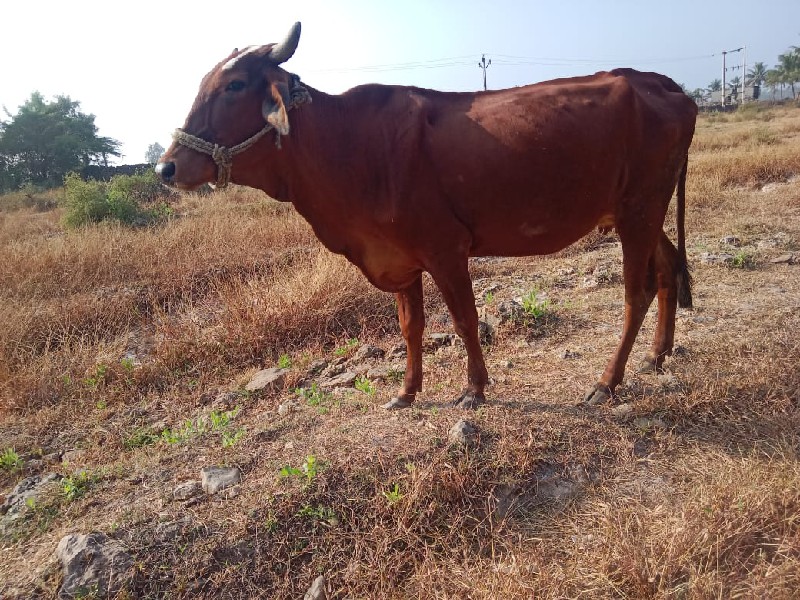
left=157, top=22, right=697, bottom=409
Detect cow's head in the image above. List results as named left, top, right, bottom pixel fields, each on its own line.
left=156, top=22, right=303, bottom=189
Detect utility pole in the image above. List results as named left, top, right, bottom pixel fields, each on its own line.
left=721, top=46, right=743, bottom=107
left=478, top=54, right=491, bottom=91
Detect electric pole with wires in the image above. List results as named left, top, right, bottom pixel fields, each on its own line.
left=478, top=54, right=491, bottom=90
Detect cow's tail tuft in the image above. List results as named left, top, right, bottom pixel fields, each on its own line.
left=675, top=155, right=692, bottom=309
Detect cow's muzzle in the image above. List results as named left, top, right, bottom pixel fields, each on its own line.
left=155, top=161, right=176, bottom=183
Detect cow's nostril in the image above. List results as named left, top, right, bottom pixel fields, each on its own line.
left=155, top=162, right=176, bottom=182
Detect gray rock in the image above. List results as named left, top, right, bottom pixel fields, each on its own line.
left=388, top=344, right=407, bottom=358
left=278, top=399, right=300, bottom=416
left=212, top=391, right=240, bottom=410
left=304, top=575, right=327, bottom=600
left=62, top=449, right=85, bottom=464
left=318, top=371, right=357, bottom=389
left=320, top=360, right=346, bottom=378
left=306, top=359, right=328, bottom=376
left=720, top=235, right=741, bottom=247
left=173, top=481, right=202, bottom=501
left=245, top=368, right=288, bottom=392
left=700, top=252, right=734, bottom=265
left=200, top=466, right=242, bottom=494
left=559, top=348, right=580, bottom=360
left=611, top=403, right=634, bottom=419
left=1, top=473, right=60, bottom=534
left=351, top=344, right=385, bottom=362
left=426, top=333, right=455, bottom=349
left=770, top=253, right=795, bottom=264
left=581, top=276, right=599, bottom=289
left=449, top=419, right=478, bottom=447
left=55, top=532, right=133, bottom=599
left=478, top=320, right=493, bottom=345
left=494, top=299, right=524, bottom=324
left=634, top=417, right=668, bottom=431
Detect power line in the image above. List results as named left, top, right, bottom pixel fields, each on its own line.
left=307, top=52, right=715, bottom=75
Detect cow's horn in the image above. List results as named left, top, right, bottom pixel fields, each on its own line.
left=269, top=22, right=301, bottom=64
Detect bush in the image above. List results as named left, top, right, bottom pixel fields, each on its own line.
left=62, top=170, right=171, bottom=228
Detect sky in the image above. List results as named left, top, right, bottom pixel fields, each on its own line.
left=1, top=0, right=798, bottom=164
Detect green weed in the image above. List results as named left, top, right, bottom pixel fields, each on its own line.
left=277, top=353, right=292, bottom=369
left=334, top=338, right=359, bottom=356
left=382, top=483, right=405, bottom=504
left=1, top=447, right=23, bottom=471
left=521, top=288, right=552, bottom=320
left=355, top=376, right=376, bottom=395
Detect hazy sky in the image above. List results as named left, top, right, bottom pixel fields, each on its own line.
left=2, top=0, right=798, bottom=164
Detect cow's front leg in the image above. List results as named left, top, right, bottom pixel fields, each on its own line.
left=429, top=260, right=489, bottom=409
left=383, top=275, right=424, bottom=410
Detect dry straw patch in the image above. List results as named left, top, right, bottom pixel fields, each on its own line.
left=1, top=104, right=800, bottom=598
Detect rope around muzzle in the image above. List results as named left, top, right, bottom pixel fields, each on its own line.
left=171, top=77, right=311, bottom=188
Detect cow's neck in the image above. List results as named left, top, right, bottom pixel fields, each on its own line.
left=234, top=85, right=380, bottom=250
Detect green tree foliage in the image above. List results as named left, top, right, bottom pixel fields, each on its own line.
left=747, top=62, right=768, bottom=87
left=0, top=92, right=120, bottom=192
left=776, top=47, right=800, bottom=98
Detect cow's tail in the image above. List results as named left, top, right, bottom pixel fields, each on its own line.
left=675, top=155, right=692, bottom=308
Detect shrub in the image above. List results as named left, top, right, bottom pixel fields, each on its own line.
left=62, top=170, right=171, bottom=228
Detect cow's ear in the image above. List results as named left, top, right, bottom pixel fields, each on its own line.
left=262, top=82, right=291, bottom=136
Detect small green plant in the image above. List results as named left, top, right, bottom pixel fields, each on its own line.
left=61, top=471, right=97, bottom=502
left=354, top=376, right=376, bottom=395
left=298, top=504, right=338, bottom=525
left=387, top=368, right=405, bottom=385
left=1, top=447, right=23, bottom=471
left=521, top=289, right=552, bottom=320
left=82, top=363, right=108, bottom=389
left=296, top=383, right=331, bottom=407
left=120, top=357, right=136, bottom=373
left=123, top=428, right=160, bottom=450
left=334, top=338, right=359, bottom=356
left=210, top=407, right=239, bottom=431
left=382, top=483, right=405, bottom=504
left=279, top=454, right=321, bottom=487
left=222, top=428, right=245, bottom=448
left=95, top=400, right=107, bottom=410
left=484, top=290, right=494, bottom=303
left=277, top=353, right=292, bottom=369
left=731, top=250, right=756, bottom=269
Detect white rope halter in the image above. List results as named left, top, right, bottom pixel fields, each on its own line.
left=171, top=76, right=311, bottom=188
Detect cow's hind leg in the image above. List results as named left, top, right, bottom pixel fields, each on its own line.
left=428, top=260, right=489, bottom=409
left=638, top=232, right=680, bottom=374
left=383, top=275, right=425, bottom=410
left=584, top=223, right=660, bottom=405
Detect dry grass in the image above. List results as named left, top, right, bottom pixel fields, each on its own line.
left=1, top=104, right=799, bottom=599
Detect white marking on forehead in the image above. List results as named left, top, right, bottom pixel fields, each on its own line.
left=222, top=45, right=262, bottom=71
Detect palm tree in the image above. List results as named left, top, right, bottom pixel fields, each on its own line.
left=765, top=68, right=783, bottom=99
left=691, top=88, right=707, bottom=105
left=778, top=47, right=800, bottom=98
left=707, top=79, right=722, bottom=92
left=747, top=62, right=768, bottom=87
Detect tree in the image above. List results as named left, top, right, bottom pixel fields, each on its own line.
left=777, top=47, right=800, bottom=98
left=747, top=61, right=768, bottom=87
left=765, top=68, right=783, bottom=99
left=707, top=79, right=722, bottom=92
left=690, top=88, right=707, bottom=104
left=145, top=142, right=165, bottom=165
left=0, top=92, right=120, bottom=191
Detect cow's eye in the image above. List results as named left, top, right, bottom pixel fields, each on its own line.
left=225, top=80, right=246, bottom=92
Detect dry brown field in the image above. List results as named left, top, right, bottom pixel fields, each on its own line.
left=1, top=103, right=799, bottom=599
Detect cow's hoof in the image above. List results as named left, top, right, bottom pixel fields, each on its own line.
left=382, top=397, right=413, bottom=410
left=582, top=385, right=612, bottom=406
left=453, top=390, right=486, bottom=410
